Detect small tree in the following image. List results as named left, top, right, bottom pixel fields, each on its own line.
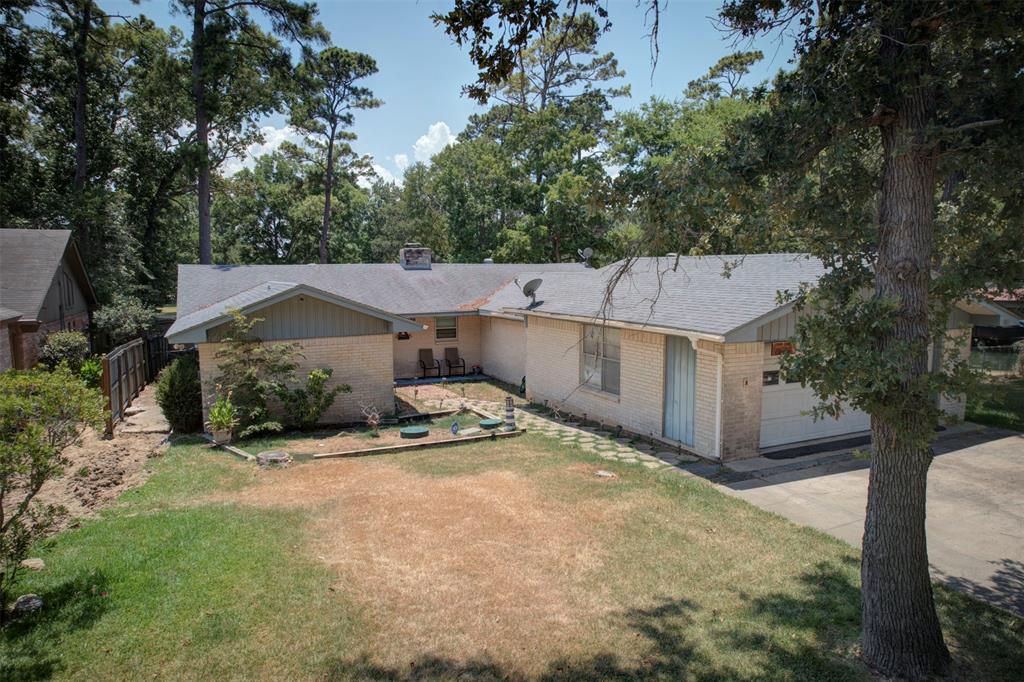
left=37, top=331, right=90, bottom=372
left=0, top=367, right=105, bottom=623
left=212, top=310, right=300, bottom=438
left=92, top=294, right=156, bottom=346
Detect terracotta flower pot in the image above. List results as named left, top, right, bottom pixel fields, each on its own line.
left=212, top=429, right=232, bottom=445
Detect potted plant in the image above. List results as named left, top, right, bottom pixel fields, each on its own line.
left=207, top=394, right=239, bottom=444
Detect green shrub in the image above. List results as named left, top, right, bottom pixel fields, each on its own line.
left=156, top=355, right=203, bottom=433
left=0, top=366, right=105, bottom=623
left=276, top=368, right=350, bottom=430
left=79, top=356, right=103, bottom=388
left=38, top=330, right=90, bottom=371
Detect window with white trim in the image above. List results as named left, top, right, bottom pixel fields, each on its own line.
left=435, top=316, right=457, bottom=340
left=581, top=325, right=620, bottom=395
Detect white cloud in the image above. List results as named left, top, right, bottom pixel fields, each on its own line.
left=222, top=125, right=305, bottom=176
left=412, top=121, right=456, bottom=162
left=392, top=153, right=410, bottom=171
left=358, top=163, right=398, bottom=189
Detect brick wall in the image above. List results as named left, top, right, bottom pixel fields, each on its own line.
left=718, top=342, right=765, bottom=460
left=480, top=316, right=526, bottom=385
left=392, top=315, right=482, bottom=378
left=524, top=316, right=665, bottom=438
left=198, top=333, right=394, bottom=425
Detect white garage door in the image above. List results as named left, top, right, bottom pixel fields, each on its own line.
left=760, top=378, right=871, bottom=449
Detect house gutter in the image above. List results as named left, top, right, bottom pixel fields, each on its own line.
left=506, top=308, right=727, bottom=343
left=478, top=309, right=525, bottom=321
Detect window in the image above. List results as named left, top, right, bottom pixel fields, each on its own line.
left=435, top=316, right=457, bottom=340
left=581, top=325, right=620, bottom=395
left=762, top=370, right=780, bottom=386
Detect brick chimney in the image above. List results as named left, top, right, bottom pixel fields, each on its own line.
left=399, top=243, right=432, bottom=270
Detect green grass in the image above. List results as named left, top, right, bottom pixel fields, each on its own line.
left=2, top=432, right=1022, bottom=680
left=1, top=444, right=360, bottom=681
left=966, top=376, right=1024, bottom=431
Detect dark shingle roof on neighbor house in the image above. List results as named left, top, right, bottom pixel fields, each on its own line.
left=484, top=254, right=827, bottom=339
left=0, top=228, right=97, bottom=320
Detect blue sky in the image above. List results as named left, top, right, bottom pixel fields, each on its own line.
left=107, top=0, right=794, bottom=182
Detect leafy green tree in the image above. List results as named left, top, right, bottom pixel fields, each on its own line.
left=684, top=50, right=763, bottom=102
left=0, top=0, right=36, bottom=227
left=437, top=1, right=1024, bottom=677
left=0, top=366, right=105, bottom=623
left=93, top=293, right=156, bottom=345
left=290, top=47, right=381, bottom=263
left=173, top=0, right=327, bottom=264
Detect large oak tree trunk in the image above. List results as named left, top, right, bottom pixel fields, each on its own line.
left=861, top=26, right=951, bottom=679
left=192, top=0, right=212, bottom=264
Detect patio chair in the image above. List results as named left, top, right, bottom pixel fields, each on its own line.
left=444, top=347, right=466, bottom=376
left=418, top=349, right=441, bottom=378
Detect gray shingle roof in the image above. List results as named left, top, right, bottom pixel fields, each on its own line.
left=0, top=306, right=22, bottom=321
left=491, top=254, right=826, bottom=337
left=174, top=262, right=587, bottom=320
left=166, top=280, right=424, bottom=339
left=0, top=229, right=75, bottom=320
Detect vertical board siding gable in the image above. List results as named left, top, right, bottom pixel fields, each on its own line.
left=207, top=296, right=391, bottom=341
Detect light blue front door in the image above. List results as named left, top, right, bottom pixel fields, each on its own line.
left=663, top=336, right=696, bottom=446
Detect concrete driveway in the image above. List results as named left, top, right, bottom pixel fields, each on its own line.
left=724, top=425, right=1024, bottom=616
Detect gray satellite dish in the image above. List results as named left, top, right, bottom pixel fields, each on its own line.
left=578, top=246, right=594, bottom=267
left=522, top=278, right=543, bottom=305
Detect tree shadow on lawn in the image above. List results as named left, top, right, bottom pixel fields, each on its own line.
left=323, top=554, right=1024, bottom=681
left=322, top=562, right=869, bottom=681
left=0, top=571, right=110, bottom=680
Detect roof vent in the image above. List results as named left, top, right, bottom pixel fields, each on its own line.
left=666, top=252, right=678, bottom=258
left=399, top=243, right=432, bottom=270
left=483, top=257, right=494, bottom=264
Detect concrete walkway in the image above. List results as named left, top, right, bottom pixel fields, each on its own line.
left=723, top=425, right=1024, bottom=616
left=118, top=384, right=170, bottom=435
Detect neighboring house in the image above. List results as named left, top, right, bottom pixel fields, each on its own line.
left=167, top=246, right=999, bottom=461
left=0, top=229, right=98, bottom=370
left=987, top=289, right=1024, bottom=320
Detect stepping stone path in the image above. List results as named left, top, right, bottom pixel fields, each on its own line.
left=423, top=396, right=708, bottom=473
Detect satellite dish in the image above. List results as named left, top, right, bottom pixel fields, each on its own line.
left=578, top=246, right=594, bottom=267
left=522, top=278, right=543, bottom=305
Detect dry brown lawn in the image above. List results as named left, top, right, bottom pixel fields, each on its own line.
left=215, top=450, right=631, bottom=673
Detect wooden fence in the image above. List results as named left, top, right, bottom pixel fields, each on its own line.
left=100, top=335, right=174, bottom=434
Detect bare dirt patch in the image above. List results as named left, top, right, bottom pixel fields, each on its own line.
left=35, top=428, right=166, bottom=531
left=268, top=419, right=494, bottom=456
left=216, top=457, right=626, bottom=673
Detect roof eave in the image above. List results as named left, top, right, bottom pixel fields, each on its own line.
left=508, top=307, right=727, bottom=343
left=167, top=284, right=423, bottom=343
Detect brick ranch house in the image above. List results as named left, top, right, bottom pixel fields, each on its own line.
left=166, top=246, right=1001, bottom=461
left=0, top=229, right=97, bottom=370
